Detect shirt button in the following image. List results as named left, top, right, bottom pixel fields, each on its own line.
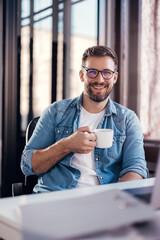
left=96, top=158, right=99, bottom=161
left=57, top=130, right=60, bottom=133
left=66, top=130, right=69, bottom=134
left=100, top=177, right=103, bottom=179
left=121, top=139, right=124, bottom=142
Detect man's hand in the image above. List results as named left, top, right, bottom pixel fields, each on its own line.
left=118, top=172, right=143, bottom=182
left=32, top=126, right=96, bottom=174
left=66, top=126, right=96, bottom=154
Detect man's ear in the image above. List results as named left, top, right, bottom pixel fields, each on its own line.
left=113, top=71, right=118, bottom=84
left=79, top=70, right=84, bottom=82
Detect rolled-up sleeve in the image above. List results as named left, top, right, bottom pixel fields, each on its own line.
left=119, top=111, right=149, bottom=179
left=21, top=149, right=37, bottom=176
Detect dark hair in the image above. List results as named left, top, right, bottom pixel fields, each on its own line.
left=82, top=45, right=118, bottom=70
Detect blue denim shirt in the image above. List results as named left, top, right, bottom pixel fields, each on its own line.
left=21, top=94, right=148, bottom=193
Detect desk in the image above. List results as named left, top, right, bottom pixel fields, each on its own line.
left=0, top=178, right=157, bottom=240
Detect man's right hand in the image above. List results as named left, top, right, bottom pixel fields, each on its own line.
left=32, top=126, right=96, bottom=174
left=65, top=126, right=97, bottom=154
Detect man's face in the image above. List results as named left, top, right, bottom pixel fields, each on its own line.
left=79, top=56, right=118, bottom=103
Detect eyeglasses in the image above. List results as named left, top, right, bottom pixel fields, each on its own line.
left=82, top=66, right=117, bottom=80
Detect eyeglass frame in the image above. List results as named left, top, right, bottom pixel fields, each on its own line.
left=82, top=66, right=118, bottom=80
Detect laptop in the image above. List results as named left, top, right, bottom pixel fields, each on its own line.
left=20, top=188, right=156, bottom=240
left=125, top=150, right=160, bottom=210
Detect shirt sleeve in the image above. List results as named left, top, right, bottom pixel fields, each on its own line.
left=21, top=106, right=56, bottom=176
left=119, top=111, right=149, bottom=179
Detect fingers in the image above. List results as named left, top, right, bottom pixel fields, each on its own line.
left=88, top=133, right=96, bottom=141
left=67, top=126, right=97, bottom=153
left=82, top=133, right=96, bottom=149
left=78, top=127, right=97, bottom=147
left=78, top=127, right=96, bottom=141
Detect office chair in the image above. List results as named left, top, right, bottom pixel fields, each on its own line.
left=144, top=139, right=160, bottom=177
left=12, top=116, right=40, bottom=196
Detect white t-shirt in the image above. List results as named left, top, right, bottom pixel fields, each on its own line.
left=71, top=106, right=105, bottom=188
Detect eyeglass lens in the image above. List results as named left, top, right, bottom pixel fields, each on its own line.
left=87, top=69, right=113, bottom=79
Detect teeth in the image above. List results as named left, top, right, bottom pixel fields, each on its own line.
left=93, top=86, right=104, bottom=89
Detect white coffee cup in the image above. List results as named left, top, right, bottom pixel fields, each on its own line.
left=93, top=129, right=113, bottom=148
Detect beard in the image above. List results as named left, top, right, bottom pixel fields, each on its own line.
left=85, top=82, right=113, bottom=102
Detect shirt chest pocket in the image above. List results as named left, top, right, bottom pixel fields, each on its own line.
left=107, top=135, right=126, bottom=160
left=55, top=127, right=73, bottom=141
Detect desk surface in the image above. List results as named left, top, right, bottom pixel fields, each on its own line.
left=0, top=178, right=156, bottom=240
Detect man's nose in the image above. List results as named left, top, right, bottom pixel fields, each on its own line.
left=96, top=72, right=105, bottom=83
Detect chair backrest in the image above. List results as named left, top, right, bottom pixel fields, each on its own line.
left=24, top=116, right=40, bottom=193
left=26, top=116, right=40, bottom=143
left=144, top=139, right=160, bottom=177
left=12, top=116, right=40, bottom=196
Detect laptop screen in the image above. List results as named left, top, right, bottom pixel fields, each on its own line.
left=151, top=150, right=160, bottom=209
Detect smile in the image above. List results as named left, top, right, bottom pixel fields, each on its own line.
left=92, top=85, right=106, bottom=90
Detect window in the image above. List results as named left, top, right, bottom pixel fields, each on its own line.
left=20, top=0, right=99, bottom=131
left=70, top=0, right=98, bottom=98
left=33, top=0, right=53, bottom=117
left=20, top=0, right=54, bottom=131
left=140, top=0, right=160, bottom=140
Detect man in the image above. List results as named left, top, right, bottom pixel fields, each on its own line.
left=21, top=45, right=148, bottom=193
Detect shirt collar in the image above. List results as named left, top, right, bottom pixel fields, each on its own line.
left=70, top=93, right=83, bottom=110
left=104, top=98, right=117, bottom=116
left=71, top=93, right=117, bottom=116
